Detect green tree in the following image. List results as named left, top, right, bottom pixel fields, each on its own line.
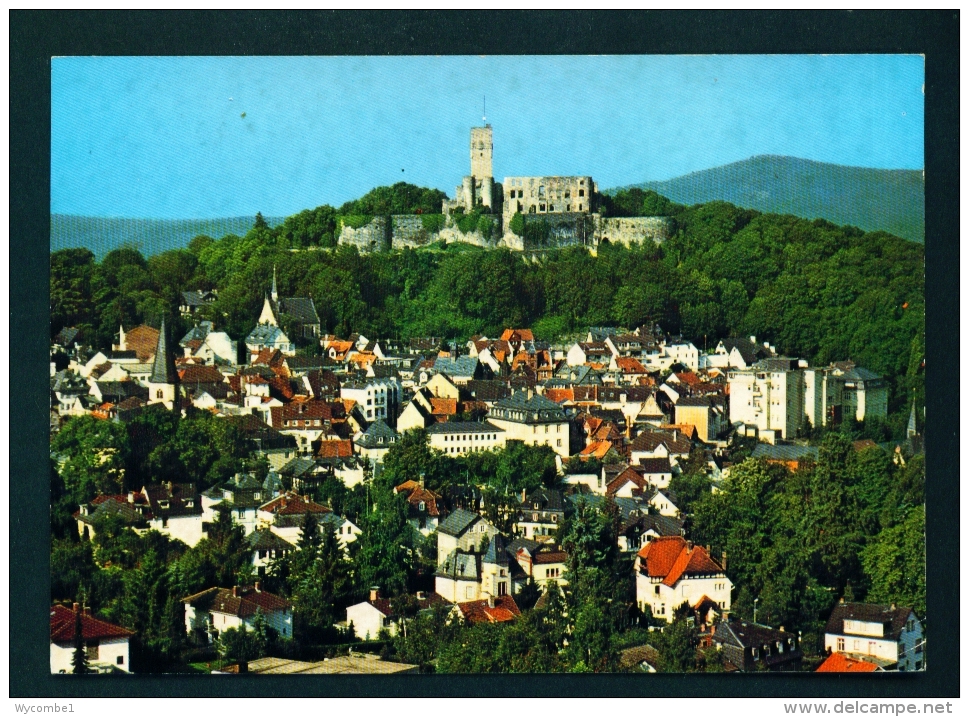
left=72, top=607, right=90, bottom=675
left=861, top=506, right=925, bottom=618
left=51, top=416, right=130, bottom=502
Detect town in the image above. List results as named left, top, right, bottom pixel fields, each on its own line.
left=49, top=123, right=926, bottom=676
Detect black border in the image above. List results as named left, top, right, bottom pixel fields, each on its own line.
left=11, top=10, right=958, bottom=699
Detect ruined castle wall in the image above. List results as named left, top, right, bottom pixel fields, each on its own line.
left=595, top=216, right=673, bottom=246
left=337, top=216, right=390, bottom=253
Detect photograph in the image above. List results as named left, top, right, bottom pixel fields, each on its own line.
left=47, top=53, right=926, bottom=677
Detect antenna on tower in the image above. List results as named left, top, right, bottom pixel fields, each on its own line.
left=483, top=95, right=487, bottom=124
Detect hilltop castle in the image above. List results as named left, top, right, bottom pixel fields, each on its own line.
left=338, top=123, right=671, bottom=253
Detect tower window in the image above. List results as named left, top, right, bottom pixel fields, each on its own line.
left=579, top=189, right=585, bottom=197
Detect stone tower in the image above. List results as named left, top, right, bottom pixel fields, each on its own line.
left=470, top=125, right=493, bottom=180
left=147, top=317, right=179, bottom=412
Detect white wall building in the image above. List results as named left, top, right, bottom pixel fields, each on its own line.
left=427, top=421, right=506, bottom=456
left=635, top=536, right=732, bottom=622
left=183, top=584, right=293, bottom=643
left=50, top=605, right=133, bottom=674
left=824, top=602, right=924, bottom=671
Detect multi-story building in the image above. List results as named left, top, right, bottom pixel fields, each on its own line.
left=830, top=363, right=889, bottom=423
left=487, top=389, right=571, bottom=457
left=427, top=420, right=506, bottom=456
left=728, top=359, right=806, bottom=441
left=803, top=367, right=844, bottom=429
left=340, top=376, right=402, bottom=427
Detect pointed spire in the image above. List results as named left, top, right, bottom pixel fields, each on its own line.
left=150, top=317, right=178, bottom=385
left=271, top=264, right=278, bottom=302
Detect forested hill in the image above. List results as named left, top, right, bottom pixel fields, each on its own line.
left=611, top=156, right=924, bottom=243
left=50, top=214, right=287, bottom=258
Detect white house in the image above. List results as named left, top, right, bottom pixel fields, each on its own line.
left=824, top=602, right=924, bottom=671
left=340, top=377, right=402, bottom=427
left=830, top=364, right=889, bottom=423
left=141, top=482, right=205, bottom=547
left=247, top=529, right=295, bottom=577
left=727, top=360, right=807, bottom=441
left=436, top=534, right=512, bottom=604
left=183, top=584, right=293, bottom=643
left=50, top=604, right=133, bottom=674
left=635, top=536, right=732, bottom=622
left=320, top=512, right=362, bottom=551
left=346, top=588, right=451, bottom=641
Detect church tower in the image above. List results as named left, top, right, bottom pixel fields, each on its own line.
left=147, top=317, right=179, bottom=412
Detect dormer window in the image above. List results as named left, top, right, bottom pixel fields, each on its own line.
left=419, top=501, right=426, bottom=512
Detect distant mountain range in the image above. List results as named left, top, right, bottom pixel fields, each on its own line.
left=50, top=214, right=286, bottom=258
left=611, top=155, right=924, bottom=243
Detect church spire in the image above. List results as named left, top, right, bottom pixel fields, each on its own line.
left=149, top=317, right=178, bottom=385
left=271, top=264, right=279, bottom=302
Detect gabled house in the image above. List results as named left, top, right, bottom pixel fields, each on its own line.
left=436, top=509, right=498, bottom=565
left=247, top=529, right=295, bottom=577
left=395, top=479, right=445, bottom=535
left=183, top=583, right=293, bottom=643
left=674, top=395, right=726, bottom=443
left=815, top=653, right=883, bottom=673
left=714, top=620, right=803, bottom=672
left=257, top=491, right=332, bottom=544
left=319, top=512, right=362, bottom=551
left=635, top=536, right=732, bottom=622
left=823, top=601, right=924, bottom=672
left=50, top=604, right=134, bottom=674
left=179, top=290, right=217, bottom=316
left=508, top=539, right=569, bottom=588
left=204, top=473, right=268, bottom=535
left=427, top=421, right=506, bottom=456
left=629, top=428, right=692, bottom=464
left=141, top=482, right=204, bottom=546
left=346, top=588, right=451, bottom=640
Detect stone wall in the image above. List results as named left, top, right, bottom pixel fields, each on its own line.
left=337, top=212, right=672, bottom=252
left=337, top=216, right=390, bottom=253
left=595, top=216, right=672, bottom=246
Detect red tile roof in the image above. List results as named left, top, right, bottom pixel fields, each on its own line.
left=637, top=536, right=725, bottom=587
left=430, top=398, right=457, bottom=416
left=616, top=357, right=648, bottom=373
left=675, top=372, right=701, bottom=386
left=544, top=388, right=574, bottom=404
left=316, top=439, right=353, bottom=459
left=457, top=594, right=521, bottom=624
left=500, top=328, right=534, bottom=343
left=579, top=441, right=614, bottom=459
left=50, top=605, right=134, bottom=643
left=259, top=491, right=331, bottom=516
left=816, top=653, right=880, bottom=673
left=179, top=365, right=225, bottom=384
left=271, top=399, right=345, bottom=427
left=606, top=466, right=649, bottom=496
left=123, top=325, right=160, bottom=362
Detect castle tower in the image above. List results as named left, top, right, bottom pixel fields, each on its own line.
left=147, top=317, right=179, bottom=412
left=470, top=125, right=493, bottom=180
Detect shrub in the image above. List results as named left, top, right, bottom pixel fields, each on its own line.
left=421, top=213, right=446, bottom=234
left=338, top=215, right=374, bottom=231
left=509, top=212, right=524, bottom=237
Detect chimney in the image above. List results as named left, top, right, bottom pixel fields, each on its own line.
left=416, top=591, right=426, bottom=601
left=779, top=625, right=785, bottom=632
left=255, top=581, right=261, bottom=593
left=419, top=473, right=425, bottom=490
left=369, top=586, right=379, bottom=602
left=84, top=606, right=91, bottom=615
left=686, top=540, right=693, bottom=552
left=232, top=586, right=238, bottom=597
left=521, top=488, right=527, bottom=502
left=839, top=596, right=845, bottom=604
left=488, top=595, right=495, bottom=608
left=527, top=388, right=534, bottom=400
left=890, top=603, right=897, bottom=611
left=73, top=602, right=80, bottom=613
left=721, top=550, right=727, bottom=570
left=749, top=336, right=757, bottom=344
left=128, top=491, right=136, bottom=504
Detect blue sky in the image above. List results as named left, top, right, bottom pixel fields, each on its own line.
left=51, top=55, right=924, bottom=219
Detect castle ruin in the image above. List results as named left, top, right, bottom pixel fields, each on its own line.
left=338, top=123, right=672, bottom=253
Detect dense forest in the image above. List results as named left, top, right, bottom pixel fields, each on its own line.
left=51, top=183, right=925, bottom=425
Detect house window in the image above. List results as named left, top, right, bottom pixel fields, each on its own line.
left=156, top=389, right=164, bottom=399
left=86, top=643, right=99, bottom=661
left=837, top=638, right=845, bottom=651
left=578, top=189, right=585, bottom=197
left=915, top=661, right=922, bottom=671
left=655, top=585, right=660, bottom=595
left=116, top=656, right=124, bottom=665
left=466, top=586, right=474, bottom=599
